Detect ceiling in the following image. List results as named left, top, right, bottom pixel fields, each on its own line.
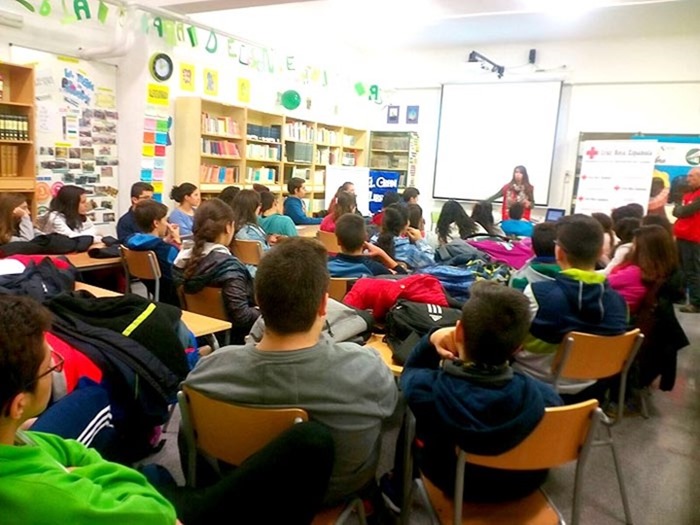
left=145, top=0, right=700, bottom=54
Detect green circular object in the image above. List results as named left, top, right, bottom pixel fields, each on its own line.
left=149, top=53, right=173, bottom=83
left=281, top=90, right=301, bottom=110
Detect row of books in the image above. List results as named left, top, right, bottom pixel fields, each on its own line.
left=246, top=143, right=281, bottom=160
left=0, top=115, right=30, bottom=141
left=341, top=151, right=358, bottom=166
left=201, top=139, right=240, bottom=157
left=316, top=148, right=338, bottom=165
left=284, top=121, right=315, bottom=143
left=370, top=137, right=410, bottom=150
left=285, top=142, right=313, bottom=163
left=246, top=166, right=277, bottom=183
left=316, top=128, right=340, bottom=146
left=247, top=124, right=282, bottom=142
left=0, top=145, right=19, bottom=177
left=201, top=113, right=240, bottom=137
left=371, top=155, right=409, bottom=169
left=200, top=164, right=239, bottom=184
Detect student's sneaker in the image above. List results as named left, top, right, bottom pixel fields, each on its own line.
left=379, top=472, right=402, bottom=515
left=679, top=304, right=700, bottom=313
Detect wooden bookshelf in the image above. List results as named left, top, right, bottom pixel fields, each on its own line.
left=174, top=97, right=369, bottom=216
left=0, top=62, right=36, bottom=213
left=369, top=131, right=419, bottom=189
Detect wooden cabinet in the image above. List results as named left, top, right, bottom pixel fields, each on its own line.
left=0, top=62, right=36, bottom=212
left=174, top=97, right=368, bottom=217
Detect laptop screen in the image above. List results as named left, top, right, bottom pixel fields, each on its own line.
left=545, top=208, right=566, bottom=222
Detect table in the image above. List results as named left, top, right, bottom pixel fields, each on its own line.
left=65, top=252, right=122, bottom=271
left=297, top=225, right=320, bottom=238
left=74, top=282, right=232, bottom=338
left=365, top=334, right=403, bottom=377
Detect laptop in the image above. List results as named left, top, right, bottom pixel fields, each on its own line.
left=544, top=208, right=566, bottom=222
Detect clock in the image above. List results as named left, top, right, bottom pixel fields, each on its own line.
left=149, top=53, right=173, bottom=82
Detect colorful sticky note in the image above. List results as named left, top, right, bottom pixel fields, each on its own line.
left=143, top=145, right=155, bottom=157
left=155, top=145, right=166, bottom=157
left=143, top=132, right=155, bottom=144
left=141, top=158, right=155, bottom=169
left=140, top=169, right=153, bottom=181
left=153, top=169, right=164, bottom=181
left=180, top=63, right=195, bottom=92
left=147, top=83, right=169, bottom=106
left=154, top=158, right=166, bottom=169
left=144, top=118, right=156, bottom=131
left=237, top=78, right=250, bottom=104
left=155, top=132, right=167, bottom=145
left=156, top=120, right=169, bottom=132
left=153, top=193, right=163, bottom=203
left=152, top=182, right=164, bottom=194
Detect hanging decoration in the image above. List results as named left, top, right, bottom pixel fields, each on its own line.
left=176, top=22, right=185, bottom=42
left=97, top=0, right=108, bottom=23
left=187, top=26, right=198, bottom=47
left=280, top=90, right=301, bottom=110
left=73, top=0, right=91, bottom=20
left=368, top=84, right=381, bottom=103
left=14, top=0, right=35, bottom=12
left=354, top=83, right=366, bottom=96
left=39, top=0, right=52, bottom=16
left=152, top=17, right=163, bottom=37
left=205, top=30, right=218, bottom=53
left=163, top=19, right=176, bottom=46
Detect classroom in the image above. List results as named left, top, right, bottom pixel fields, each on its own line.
left=0, top=0, right=699, bottom=524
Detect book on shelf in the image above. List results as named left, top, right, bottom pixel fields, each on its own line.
left=284, top=121, right=315, bottom=142
left=246, top=143, right=281, bottom=161
left=291, top=167, right=311, bottom=180
left=0, top=145, right=19, bottom=177
left=285, top=142, right=313, bottom=163
left=199, top=164, right=239, bottom=184
left=342, top=151, right=357, bottom=167
left=316, top=127, right=339, bottom=146
left=201, top=139, right=240, bottom=157
left=201, top=113, right=240, bottom=136
left=313, top=169, right=325, bottom=186
left=370, top=136, right=410, bottom=150
left=0, top=114, right=30, bottom=141
left=246, top=124, right=282, bottom=142
left=246, top=166, right=278, bottom=184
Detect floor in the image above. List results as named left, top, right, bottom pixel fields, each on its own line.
left=144, top=307, right=700, bottom=524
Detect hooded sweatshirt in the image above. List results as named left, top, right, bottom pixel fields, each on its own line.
left=400, top=333, right=563, bottom=502
left=513, top=268, right=628, bottom=393
left=509, top=256, right=560, bottom=291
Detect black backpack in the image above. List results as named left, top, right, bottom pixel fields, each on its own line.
left=385, top=300, right=462, bottom=364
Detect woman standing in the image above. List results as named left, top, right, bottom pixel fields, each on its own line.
left=169, top=183, right=201, bottom=237
left=486, top=165, right=534, bottom=220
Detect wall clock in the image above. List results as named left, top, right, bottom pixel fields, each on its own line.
left=149, top=53, right=173, bottom=82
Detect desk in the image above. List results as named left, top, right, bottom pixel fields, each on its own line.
left=297, top=225, right=320, bottom=238
left=74, top=282, right=232, bottom=338
left=65, top=252, right=122, bottom=271
left=365, top=334, right=403, bottom=377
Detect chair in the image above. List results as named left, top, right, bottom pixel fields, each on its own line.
left=328, top=277, right=356, bottom=302
left=180, top=286, right=231, bottom=346
left=231, top=239, right=264, bottom=266
left=119, top=245, right=162, bottom=301
left=550, top=329, right=644, bottom=525
left=317, top=230, right=342, bottom=253
left=405, top=400, right=601, bottom=525
left=178, top=385, right=366, bottom=524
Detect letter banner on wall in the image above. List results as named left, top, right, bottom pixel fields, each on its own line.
left=369, top=170, right=400, bottom=214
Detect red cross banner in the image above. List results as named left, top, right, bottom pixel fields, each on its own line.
left=575, top=140, right=657, bottom=215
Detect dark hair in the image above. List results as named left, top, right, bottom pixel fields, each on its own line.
left=217, top=186, right=240, bottom=208
left=614, top=217, right=642, bottom=245
left=259, top=191, right=278, bottom=214
left=511, top=165, right=532, bottom=187
left=556, top=214, right=604, bottom=268
left=335, top=214, right=366, bottom=252
left=49, top=185, right=87, bottom=230
left=591, top=212, right=614, bottom=238
left=381, top=191, right=401, bottom=209
left=406, top=203, right=424, bottom=230
left=508, top=202, right=525, bottom=221
left=461, top=281, right=530, bottom=365
left=650, top=177, right=665, bottom=198
left=0, top=295, right=52, bottom=415
left=611, top=203, right=644, bottom=225
left=531, top=222, right=557, bottom=258
left=642, top=213, right=672, bottom=236
left=253, top=184, right=270, bottom=194
left=131, top=182, right=154, bottom=199
left=184, top=199, right=235, bottom=280
left=402, top=187, right=420, bottom=203
left=471, top=201, right=497, bottom=235
left=287, top=177, right=305, bottom=195
left=436, top=200, right=477, bottom=243
left=170, top=183, right=198, bottom=204
left=255, top=237, right=329, bottom=335
left=0, top=193, right=28, bottom=244
left=623, top=225, right=678, bottom=284
left=232, top=190, right=261, bottom=233
left=376, top=204, right=408, bottom=258
left=133, top=200, right=168, bottom=233
left=339, top=181, right=354, bottom=193
left=332, top=191, right=357, bottom=221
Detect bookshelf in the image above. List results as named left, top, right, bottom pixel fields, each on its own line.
left=174, top=97, right=369, bottom=216
left=0, top=62, right=36, bottom=213
left=369, top=131, right=419, bottom=189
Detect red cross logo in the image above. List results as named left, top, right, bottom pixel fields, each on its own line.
left=586, top=147, right=599, bottom=160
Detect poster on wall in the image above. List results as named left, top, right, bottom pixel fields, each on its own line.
left=11, top=46, right=120, bottom=226
left=575, top=140, right=657, bottom=215
left=368, top=170, right=400, bottom=214
left=325, top=166, right=370, bottom=216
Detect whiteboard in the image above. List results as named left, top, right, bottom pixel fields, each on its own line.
left=324, top=166, right=370, bottom=216
left=433, top=82, right=562, bottom=205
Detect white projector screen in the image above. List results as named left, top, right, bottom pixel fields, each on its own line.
left=433, top=82, right=562, bottom=205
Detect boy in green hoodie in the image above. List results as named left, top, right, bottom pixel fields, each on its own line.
left=509, top=221, right=560, bottom=290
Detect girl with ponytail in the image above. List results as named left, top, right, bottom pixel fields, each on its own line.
left=173, top=198, right=259, bottom=343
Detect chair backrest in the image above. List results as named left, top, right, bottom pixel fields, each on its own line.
left=464, top=400, right=600, bottom=471
left=317, top=230, right=341, bottom=253
left=551, top=329, right=644, bottom=383
left=119, top=245, right=162, bottom=280
left=328, top=277, right=355, bottom=302
left=182, top=286, right=228, bottom=322
left=179, top=385, right=308, bottom=468
left=231, top=239, right=264, bottom=266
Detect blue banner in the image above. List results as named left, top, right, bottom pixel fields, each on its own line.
left=369, top=170, right=400, bottom=214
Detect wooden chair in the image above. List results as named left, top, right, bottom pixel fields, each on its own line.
left=178, top=385, right=366, bottom=524
left=550, top=329, right=644, bottom=525
left=231, top=239, right=264, bottom=266
left=119, top=245, right=161, bottom=301
left=328, top=277, right=356, bottom=302
left=317, top=230, right=341, bottom=254
left=405, top=400, right=601, bottom=525
left=180, top=286, right=231, bottom=346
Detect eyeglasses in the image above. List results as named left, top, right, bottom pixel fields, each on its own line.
left=24, top=349, right=64, bottom=388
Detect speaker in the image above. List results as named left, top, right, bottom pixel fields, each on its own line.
left=528, top=49, right=537, bottom=65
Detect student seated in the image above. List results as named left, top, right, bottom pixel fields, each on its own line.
left=407, top=203, right=425, bottom=238
left=402, top=187, right=420, bottom=205
left=320, top=191, right=356, bottom=233
left=373, top=205, right=435, bottom=270
left=258, top=191, right=298, bottom=237
left=509, top=222, right=560, bottom=290
left=173, top=199, right=260, bottom=344
left=429, top=199, right=480, bottom=247
left=603, top=216, right=641, bottom=275
left=168, top=183, right=201, bottom=237
left=500, top=202, right=534, bottom=237
left=370, top=191, right=401, bottom=227
left=184, top=237, right=399, bottom=505
left=0, top=193, right=38, bottom=244
left=470, top=200, right=504, bottom=236
left=125, top=200, right=181, bottom=305
left=395, top=282, right=563, bottom=504
left=327, top=181, right=356, bottom=216
left=513, top=214, right=628, bottom=401
left=39, top=185, right=99, bottom=240
left=0, top=295, right=334, bottom=525
left=329, top=214, right=405, bottom=278
left=117, top=182, right=153, bottom=242
left=217, top=185, right=241, bottom=210
left=591, top=212, right=615, bottom=266
left=232, top=190, right=271, bottom=277
left=283, top=177, right=322, bottom=225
